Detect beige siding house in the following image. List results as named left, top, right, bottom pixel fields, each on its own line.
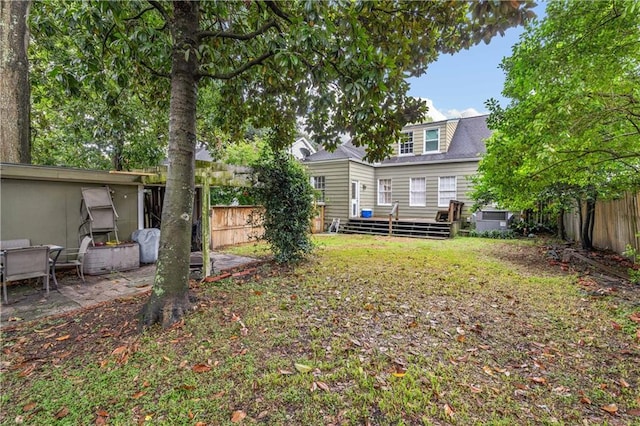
left=304, top=115, right=490, bottom=230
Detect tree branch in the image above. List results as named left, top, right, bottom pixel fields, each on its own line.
left=147, top=1, right=170, bottom=23
left=264, top=0, right=292, bottom=23
left=196, top=19, right=278, bottom=42
left=196, top=51, right=274, bottom=80
left=125, top=6, right=155, bottom=22
left=139, top=59, right=170, bottom=79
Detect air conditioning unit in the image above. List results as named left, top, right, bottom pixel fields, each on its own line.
left=474, top=210, right=513, bottom=232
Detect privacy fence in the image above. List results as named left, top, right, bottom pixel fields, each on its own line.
left=210, top=205, right=325, bottom=248
left=564, top=192, right=640, bottom=254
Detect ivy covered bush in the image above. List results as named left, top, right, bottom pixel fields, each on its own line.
left=250, top=146, right=316, bottom=264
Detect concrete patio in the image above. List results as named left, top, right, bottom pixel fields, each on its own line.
left=0, top=252, right=261, bottom=329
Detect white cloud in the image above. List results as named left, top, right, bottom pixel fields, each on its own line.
left=415, top=97, right=485, bottom=121
left=418, top=98, right=447, bottom=121
left=445, top=108, right=484, bottom=118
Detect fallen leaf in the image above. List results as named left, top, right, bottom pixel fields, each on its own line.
left=469, top=385, right=482, bottom=393
left=482, top=365, right=495, bottom=377
left=363, top=303, right=374, bottom=311
left=111, top=346, right=127, bottom=355
left=294, top=363, right=313, bottom=373
left=55, top=406, right=69, bottom=419
left=95, top=409, right=109, bottom=417
left=444, top=403, right=455, bottom=418
left=628, top=408, right=640, bottom=416
left=231, top=410, right=247, bottom=423
left=628, top=312, right=640, bottom=323
left=195, top=422, right=206, bottom=426
left=132, top=391, right=146, bottom=399
left=316, top=381, right=330, bottom=392
left=611, top=321, right=622, bottom=331
left=55, top=335, right=71, bottom=341
left=279, top=369, right=294, bottom=375
left=22, top=402, right=36, bottom=412
left=392, top=372, right=406, bottom=378
left=580, top=396, right=592, bottom=405
left=619, top=378, right=630, bottom=388
left=193, top=364, right=212, bottom=373
left=601, top=403, right=618, bottom=414
left=531, top=377, right=547, bottom=385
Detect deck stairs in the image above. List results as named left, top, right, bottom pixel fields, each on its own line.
left=340, top=218, right=451, bottom=239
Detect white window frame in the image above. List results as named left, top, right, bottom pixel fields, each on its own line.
left=377, top=179, right=392, bottom=206
left=409, top=177, right=426, bottom=207
left=311, top=176, right=326, bottom=203
left=424, top=128, right=440, bottom=153
left=438, top=176, right=457, bottom=207
left=399, top=131, right=414, bottom=156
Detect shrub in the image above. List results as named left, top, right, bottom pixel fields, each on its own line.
left=250, top=146, right=315, bottom=263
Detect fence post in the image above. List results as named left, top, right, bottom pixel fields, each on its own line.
left=202, top=179, right=212, bottom=277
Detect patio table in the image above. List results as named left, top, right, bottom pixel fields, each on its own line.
left=48, top=245, right=64, bottom=290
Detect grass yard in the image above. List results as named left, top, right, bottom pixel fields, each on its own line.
left=1, top=235, right=639, bottom=425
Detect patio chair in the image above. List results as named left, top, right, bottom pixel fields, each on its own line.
left=79, top=186, right=119, bottom=243
left=1, top=245, right=50, bottom=304
left=56, top=236, right=93, bottom=284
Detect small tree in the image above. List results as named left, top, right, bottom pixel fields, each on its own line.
left=251, top=145, right=315, bottom=264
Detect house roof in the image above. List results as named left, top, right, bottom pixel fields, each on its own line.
left=303, top=114, right=490, bottom=165
left=380, top=114, right=490, bottom=166
left=302, top=142, right=367, bottom=162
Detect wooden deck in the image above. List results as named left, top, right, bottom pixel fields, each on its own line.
left=341, top=217, right=452, bottom=239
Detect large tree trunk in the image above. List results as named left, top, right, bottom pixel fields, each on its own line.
left=0, top=0, right=31, bottom=163
left=581, top=198, right=596, bottom=250
left=140, top=1, right=199, bottom=328
left=557, top=207, right=566, bottom=241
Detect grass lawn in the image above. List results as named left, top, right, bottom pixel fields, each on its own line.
left=1, top=235, right=638, bottom=425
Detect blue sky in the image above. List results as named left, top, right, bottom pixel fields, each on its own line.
left=407, top=26, right=524, bottom=120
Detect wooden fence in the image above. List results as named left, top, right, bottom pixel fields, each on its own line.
left=210, top=205, right=325, bottom=248
left=564, top=192, right=640, bottom=253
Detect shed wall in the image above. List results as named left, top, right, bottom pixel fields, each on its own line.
left=0, top=179, right=140, bottom=249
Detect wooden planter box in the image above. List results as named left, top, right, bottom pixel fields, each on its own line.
left=85, top=243, right=140, bottom=275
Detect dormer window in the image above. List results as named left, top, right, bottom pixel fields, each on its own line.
left=399, top=131, right=413, bottom=155
left=424, top=128, right=439, bottom=153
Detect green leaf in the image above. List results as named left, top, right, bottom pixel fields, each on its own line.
left=294, top=363, right=313, bottom=373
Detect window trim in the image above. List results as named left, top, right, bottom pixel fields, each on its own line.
left=398, top=131, right=414, bottom=156
left=377, top=178, right=392, bottom=206
left=438, top=176, right=457, bottom=207
left=311, top=176, right=326, bottom=203
left=423, top=128, right=440, bottom=153
left=409, top=177, right=426, bottom=207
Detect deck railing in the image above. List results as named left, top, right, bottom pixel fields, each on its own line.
left=388, top=201, right=399, bottom=235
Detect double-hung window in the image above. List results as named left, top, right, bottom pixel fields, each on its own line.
left=409, top=177, right=426, bottom=207
left=399, top=131, right=414, bottom=155
left=424, top=128, right=439, bottom=153
left=378, top=179, right=392, bottom=205
left=311, top=176, right=326, bottom=202
left=438, top=176, right=457, bottom=207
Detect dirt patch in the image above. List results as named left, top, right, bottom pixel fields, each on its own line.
left=0, top=262, right=277, bottom=374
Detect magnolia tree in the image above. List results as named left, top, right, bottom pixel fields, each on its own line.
left=21, top=1, right=536, bottom=327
